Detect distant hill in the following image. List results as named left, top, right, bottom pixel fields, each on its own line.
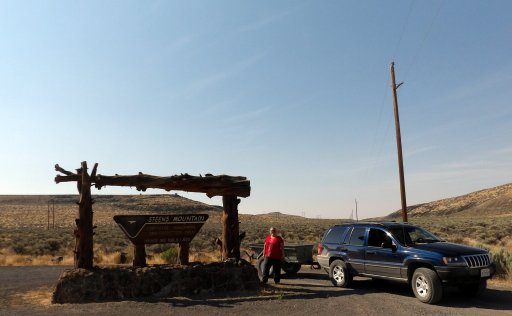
left=4, top=181, right=512, bottom=222
left=384, top=183, right=512, bottom=218
left=254, top=212, right=306, bottom=220
left=0, top=194, right=222, bottom=214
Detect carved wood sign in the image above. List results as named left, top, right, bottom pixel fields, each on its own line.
left=113, top=214, right=209, bottom=244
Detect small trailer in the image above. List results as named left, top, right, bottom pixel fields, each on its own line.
left=248, top=243, right=318, bottom=276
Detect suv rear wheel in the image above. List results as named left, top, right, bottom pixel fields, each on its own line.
left=329, top=259, right=352, bottom=287
left=411, top=268, right=442, bottom=304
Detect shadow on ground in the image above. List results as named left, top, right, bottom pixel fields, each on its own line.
left=345, top=278, right=512, bottom=311
left=155, top=271, right=512, bottom=313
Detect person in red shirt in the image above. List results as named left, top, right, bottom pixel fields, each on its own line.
left=262, top=227, right=285, bottom=284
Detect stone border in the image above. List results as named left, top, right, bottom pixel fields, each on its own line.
left=52, top=261, right=259, bottom=303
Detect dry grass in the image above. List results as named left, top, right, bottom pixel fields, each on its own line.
left=0, top=253, right=73, bottom=266
left=0, top=248, right=222, bottom=266
left=489, top=278, right=512, bottom=288
left=11, top=286, right=54, bottom=307
left=1, top=193, right=511, bottom=283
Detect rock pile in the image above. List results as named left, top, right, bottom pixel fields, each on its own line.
left=52, top=260, right=259, bottom=303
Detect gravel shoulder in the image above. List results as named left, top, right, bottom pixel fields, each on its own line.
left=1, top=266, right=511, bottom=316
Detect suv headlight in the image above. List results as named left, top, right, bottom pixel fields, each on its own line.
left=442, top=256, right=467, bottom=267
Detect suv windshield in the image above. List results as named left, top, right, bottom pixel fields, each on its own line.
left=387, top=226, right=441, bottom=246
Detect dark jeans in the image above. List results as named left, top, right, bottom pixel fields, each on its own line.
left=262, top=257, right=282, bottom=284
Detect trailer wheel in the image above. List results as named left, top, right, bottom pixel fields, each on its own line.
left=283, top=262, right=301, bottom=274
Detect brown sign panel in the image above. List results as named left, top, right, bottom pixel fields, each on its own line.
left=113, top=214, right=209, bottom=244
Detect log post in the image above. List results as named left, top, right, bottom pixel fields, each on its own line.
left=222, top=195, right=240, bottom=260
left=178, top=242, right=190, bottom=265
left=133, top=243, right=146, bottom=267
left=76, top=161, right=94, bottom=269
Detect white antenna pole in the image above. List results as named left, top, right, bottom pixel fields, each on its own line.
left=355, top=199, right=358, bottom=221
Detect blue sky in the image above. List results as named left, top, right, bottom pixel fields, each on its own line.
left=1, top=0, right=511, bottom=219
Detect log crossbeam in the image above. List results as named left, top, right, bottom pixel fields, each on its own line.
left=55, top=165, right=250, bottom=198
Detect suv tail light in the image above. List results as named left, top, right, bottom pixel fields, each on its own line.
left=317, top=243, right=324, bottom=255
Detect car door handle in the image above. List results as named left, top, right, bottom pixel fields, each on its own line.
left=366, top=251, right=376, bottom=255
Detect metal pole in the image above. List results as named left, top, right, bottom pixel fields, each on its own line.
left=390, top=62, right=408, bottom=222
left=47, top=201, right=50, bottom=230
left=52, top=200, right=55, bottom=228
left=355, top=199, right=358, bottom=221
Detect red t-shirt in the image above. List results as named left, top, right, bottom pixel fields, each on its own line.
left=264, top=235, right=284, bottom=259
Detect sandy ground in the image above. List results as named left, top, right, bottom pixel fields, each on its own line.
left=1, top=266, right=511, bottom=316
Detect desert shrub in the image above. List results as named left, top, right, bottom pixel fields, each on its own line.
left=474, top=243, right=490, bottom=251
left=483, top=235, right=499, bottom=245
left=447, top=236, right=464, bottom=244
left=112, top=251, right=132, bottom=264
left=11, top=242, right=26, bottom=254
left=476, top=232, right=487, bottom=240
left=94, top=252, right=104, bottom=264
left=47, top=239, right=61, bottom=253
left=147, top=244, right=172, bottom=253
left=94, top=226, right=130, bottom=252
left=464, top=227, right=476, bottom=234
left=491, top=248, right=512, bottom=279
left=191, top=251, right=217, bottom=263
left=160, top=247, right=178, bottom=264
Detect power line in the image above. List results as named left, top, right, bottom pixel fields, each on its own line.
left=368, top=2, right=445, bottom=179
left=380, top=3, right=445, bottom=174
left=364, top=1, right=417, bottom=182
left=391, top=0, right=416, bottom=62
left=403, top=0, right=445, bottom=82
left=355, top=1, right=443, bottom=215
left=364, top=78, right=392, bottom=181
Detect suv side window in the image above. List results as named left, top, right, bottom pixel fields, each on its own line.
left=323, top=226, right=349, bottom=244
left=342, top=227, right=352, bottom=244
left=348, top=227, right=366, bottom=246
left=368, top=228, right=389, bottom=248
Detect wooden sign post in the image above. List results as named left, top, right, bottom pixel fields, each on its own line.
left=55, top=162, right=250, bottom=269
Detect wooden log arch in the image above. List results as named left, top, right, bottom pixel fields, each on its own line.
left=55, top=161, right=251, bottom=269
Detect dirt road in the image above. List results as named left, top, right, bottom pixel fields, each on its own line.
left=1, top=266, right=511, bottom=315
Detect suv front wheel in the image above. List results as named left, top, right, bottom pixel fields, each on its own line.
left=329, top=259, right=352, bottom=287
left=411, top=268, right=443, bottom=304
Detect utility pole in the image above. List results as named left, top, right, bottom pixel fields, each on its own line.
left=390, top=62, right=408, bottom=222
left=48, top=199, right=55, bottom=229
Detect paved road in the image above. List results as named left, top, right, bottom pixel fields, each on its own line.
left=1, top=266, right=511, bottom=315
